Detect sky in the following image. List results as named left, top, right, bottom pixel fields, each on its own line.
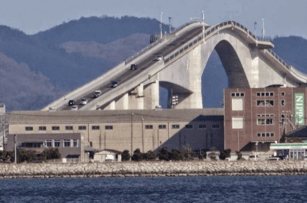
left=0, top=0, right=307, bottom=37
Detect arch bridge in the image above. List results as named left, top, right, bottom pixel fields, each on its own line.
left=42, top=21, right=307, bottom=111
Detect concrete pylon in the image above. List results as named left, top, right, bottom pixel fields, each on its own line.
left=128, top=84, right=145, bottom=109
left=116, top=93, right=129, bottom=109
left=144, top=80, right=160, bottom=109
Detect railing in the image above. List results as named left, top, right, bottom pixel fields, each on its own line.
left=266, top=49, right=291, bottom=69
left=124, top=21, right=199, bottom=64
left=164, top=21, right=273, bottom=65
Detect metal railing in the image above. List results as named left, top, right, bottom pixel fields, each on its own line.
left=124, top=21, right=199, bottom=64
left=164, top=21, right=273, bottom=65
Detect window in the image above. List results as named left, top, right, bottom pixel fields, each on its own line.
left=92, top=126, right=100, bottom=130
left=199, top=124, right=206, bottom=129
left=64, top=139, right=70, bottom=147
left=79, top=126, right=86, bottom=130
left=105, top=125, right=113, bottom=130
left=232, top=117, right=243, bottom=129
left=270, top=92, right=274, bottom=96
left=158, top=125, right=166, bottom=129
left=25, top=126, right=33, bottom=131
left=257, top=118, right=273, bottom=125
left=52, top=126, right=60, bottom=130
left=261, top=93, right=265, bottom=96
left=73, top=139, right=79, bottom=147
left=258, top=133, right=274, bottom=137
left=65, top=126, right=73, bottom=130
left=54, top=140, right=61, bottom=147
left=281, top=100, right=285, bottom=106
left=266, top=92, right=269, bottom=96
left=145, top=125, right=153, bottom=129
left=185, top=125, right=193, bottom=129
left=46, top=140, right=52, bottom=147
left=172, top=125, right=180, bottom=129
left=231, top=92, right=245, bottom=97
left=257, top=100, right=274, bottom=107
left=232, top=98, right=243, bottom=111
left=39, top=126, right=46, bottom=131
left=257, top=93, right=261, bottom=96
left=281, top=92, right=285, bottom=96
left=212, top=124, right=220, bottom=129
left=281, top=114, right=285, bottom=122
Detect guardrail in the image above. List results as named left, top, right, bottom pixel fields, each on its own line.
left=164, top=21, right=273, bottom=64
left=124, top=21, right=199, bottom=64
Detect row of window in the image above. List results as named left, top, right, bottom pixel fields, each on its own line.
left=25, top=125, right=114, bottom=131
left=257, top=118, right=273, bottom=125
left=256, top=92, right=274, bottom=97
left=20, top=139, right=79, bottom=148
left=257, top=114, right=274, bottom=117
left=257, top=133, right=275, bottom=137
left=256, top=100, right=274, bottom=107
left=231, top=92, right=245, bottom=97
left=145, top=124, right=220, bottom=130
left=25, top=124, right=221, bottom=131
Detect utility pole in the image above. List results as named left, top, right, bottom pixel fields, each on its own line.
left=141, top=117, right=144, bottom=153
left=262, top=18, right=265, bottom=39
left=14, top=134, right=17, bottom=164
left=160, top=12, right=163, bottom=38
left=130, top=113, right=134, bottom=159
left=168, top=17, right=172, bottom=33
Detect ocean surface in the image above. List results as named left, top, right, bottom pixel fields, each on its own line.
left=0, top=176, right=306, bottom=203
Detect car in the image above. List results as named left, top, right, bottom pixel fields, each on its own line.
left=268, top=156, right=280, bottom=161
left=248, top=155, right=259, bottom=161
left=80, top=98, right=88, bottom=105
left=111, top=81, right=118, bottom=88
left=94, top=90, right=102, bottom=98
left=130, top=64, right=137, bottom=70
left=68, top=100, right=75, bottom=106
left=153, top=55, right=163, bottom=61
left=71, top=105, right=78, bottom=111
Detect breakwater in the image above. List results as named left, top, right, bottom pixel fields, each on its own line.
left=1, top=161, right=307, bottom=179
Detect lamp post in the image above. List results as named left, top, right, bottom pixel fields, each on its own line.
left=262, top=18, right=265, bottom=39
left=168, top=17, right=172, bottom=33
left=142, top=117, right=144, bottom=153
left=131, top=113, right=134, bottom=159
left=160, top=12, right=163, bottom=38
left=202, top=11, right=205, bottom=42
left=14, top=134, right=17, bottom=164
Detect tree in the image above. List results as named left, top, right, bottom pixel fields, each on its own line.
left=236, top=151, right=244, bottom=160
left=158, top=147, right=169, bottom=161
left=132, top=149, right=143, bottom=161
left=122, top=150, right=130, bottom=161
left=183, top=145, right=195, bottom=161
left=41, top=148, right=61, bottom=160
left=17, top=149, right=36, bottom=163
left=198, top=150, right=206, bottom=160
left=169, top=148, right=183, bottom=161
left=220, top=149, right=231, bottom=160
left=143, top=150, right=156, bottom=161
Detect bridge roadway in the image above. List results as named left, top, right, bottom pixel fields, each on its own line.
left=61, top=26, right=203, bottom=111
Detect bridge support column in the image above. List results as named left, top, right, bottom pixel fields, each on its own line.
left=103, top=100, right=116, bottom=110
left=144, top=80, right=160, bottom=109
left=115, top=93, right=129, bottom=110
left=128, top=84, right=144, bottom=109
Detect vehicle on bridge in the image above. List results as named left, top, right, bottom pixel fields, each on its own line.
left=94, top=90, right=102, bottom=98
left=68, top=100, right=75, bottom=106
left=130, top=64, right=137, bottom=70
left=153, top=55, right=163, bottom=61
left=80, top=98, right=88, bottom=105
left=111, top=81, right=118, bottom=88
left=71, top=105, right=78, bottom=111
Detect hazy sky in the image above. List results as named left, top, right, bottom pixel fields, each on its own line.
left=1, top=0, right=306, bottom=37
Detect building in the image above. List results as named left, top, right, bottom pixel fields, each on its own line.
left=5, top=133, right=82, bottom=162
left=224, top=87, right=307, bottom=153
left=8, top=109, right=224, bottom=161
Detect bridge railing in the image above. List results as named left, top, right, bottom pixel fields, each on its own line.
left=164, top=20, right=273, bottom=65
left=124, top=21, right=198, bottom=64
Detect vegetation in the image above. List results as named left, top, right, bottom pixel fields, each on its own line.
left=169, top=149, right=183, bottom=161
left=143, top=150, right=156, bottom=161
left=220, top=149, right=231, bottom=160
left=16, top=149, right=37, bottom=163
left=158, top=147, right=169, bottom=161
left=122, top=150, right=131, bottom=161
left=183, top=145, right=195, bottom=161
left=236, top=151, right=244, bottom=160
left=131, top=149, right=143, bottom=161
left=280, top=128, right=287, bottom=143
left=40, top=148, right=61, bottom=160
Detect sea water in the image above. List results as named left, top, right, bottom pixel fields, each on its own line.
left=0, top=176, right=306, bottom=203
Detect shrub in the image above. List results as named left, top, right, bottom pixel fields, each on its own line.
left=17, top=149, right=36, bottom=163
left=143, top=150, right=156, bottom=161
left=122, top=150, right=130, bottom=161
left=41, top=148, right=61, bottom=160
left=158, top=147, right=169, bottom=161
left=183, top=145, right=195, bottom=161
left=220, top=149, right=231, bottom=160
left=169, top=149, right=183, bottom=161
left=236, top=151, right=244, bottom=160
left=132, top=149, right=143, bottom=161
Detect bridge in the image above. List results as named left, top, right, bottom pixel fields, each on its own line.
left=42, top=21, right=307, bottom=111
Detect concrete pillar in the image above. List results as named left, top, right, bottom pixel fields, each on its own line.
left=128, top=84, right=144, bottom=109
left=115, top=93, right=129, bottom=110
left=103, top=100, right=116, bottom=110
left=250, top=49, right=260, bottom=88
left=144, top=80, right=160, bottom=109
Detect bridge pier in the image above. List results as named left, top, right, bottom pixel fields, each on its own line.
left=115, top=93, right=129, bottom=110
left=128, top=84, right=144, bottom=109
left=144, top=80, right=160, bottom=109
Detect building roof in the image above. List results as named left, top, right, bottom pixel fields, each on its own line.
left=8, top=109, right=224, bottom=125
left=286, top=126, right=307, bottom=137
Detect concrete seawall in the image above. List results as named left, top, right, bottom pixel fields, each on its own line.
left=1, top=161, right=307, bottom=179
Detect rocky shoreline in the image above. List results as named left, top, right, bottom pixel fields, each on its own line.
left=0, top=161, right=307, bottom=179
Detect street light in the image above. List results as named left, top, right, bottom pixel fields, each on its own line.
left=131, top=113, right=134, bottom=159
left=169, top=17, right=172, bottom=33
left=202, top=11, right=205, bottom=43
left=262, top=18, right=265, bottom=39
left=160, top=12, right=163, bottom=38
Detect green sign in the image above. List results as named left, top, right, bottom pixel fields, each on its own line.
left=295, top=93, right=305, bottom=125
